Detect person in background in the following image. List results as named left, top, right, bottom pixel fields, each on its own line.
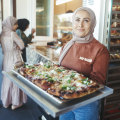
left=0, top=16, right=27, bottom=110
left=59, top=7, right=110, bottom=120
left=16, top=19, right=36, bottom=62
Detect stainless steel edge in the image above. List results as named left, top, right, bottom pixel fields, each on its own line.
left=2, top=71, right=113, bottom=118
left=12, top=69, right=63, bottom=104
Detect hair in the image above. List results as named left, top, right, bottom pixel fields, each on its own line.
left=14, top=21, right=18, bottom=25
left=17, top=18, right=30, bottom=31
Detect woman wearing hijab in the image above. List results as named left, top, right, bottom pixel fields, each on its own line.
left=59, top=7, right=110, bottom=120
left=0, top=16, right=27, bottom=110
left=16, top=19, right=35, bottom=62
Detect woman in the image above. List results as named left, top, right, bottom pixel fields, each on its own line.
left=59, top=7, right=110, bottom=120
left=1, top=16, right=27, bottom=110
left=16, top=19, right=35, bottom=62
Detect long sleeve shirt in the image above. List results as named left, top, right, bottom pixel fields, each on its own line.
left=16, top=29, right=32, bottom=62
left=61, top=38, right=110, bottom=85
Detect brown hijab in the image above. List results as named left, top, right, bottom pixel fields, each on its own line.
left=59, top=7, right=96, bottom=65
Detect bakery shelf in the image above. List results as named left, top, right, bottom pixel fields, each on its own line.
left=110, top=36, right=120, bottom=38
left=107, top=80, right=120, bottom=85
left=104, top=104, right=120, bottom=112
left=110, top=44, right=120, bottom=47
left=106, top=99, right=120, bottom=105
left=109, top=66, right=120, bottom=70
left=111, top=19, right=120, bottom=22
left=112, top=11, right=120, bottom=14
left=106, top=94, right=120, bottom=101
left=110, top=50, right=120, bottom=53
left=108, top=73, right=120, bottom=77
left=113, top=2, right=120, bottom=5
left=104, top=112, right=120, bottom=119
left=108, top=86, right=120, bottom=91
left=109, top=65, right=120, bottom=70
left=106, top=93, right=120, bottom=99
left=111, top=28, right=120, bottom=30
left=110, top=59, right=120, bottom=62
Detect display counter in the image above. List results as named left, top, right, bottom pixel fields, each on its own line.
left=26, top=43, right=61, bottom=64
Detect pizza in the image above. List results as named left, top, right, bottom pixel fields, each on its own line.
left=18, top=63, right=100, bottom=99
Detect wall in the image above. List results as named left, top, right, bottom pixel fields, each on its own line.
left=0, top=0, right=2, bottom=32
left=16, top=0, right=32, bottom=35
left=82, top=0, right=106, bottom=43
left=54, top=0, right=82, bottom=14
left=3, top=0, right=13, bottom=19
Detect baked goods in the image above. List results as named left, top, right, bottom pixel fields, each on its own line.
left=18, top=63, right=100, bottom=99
left=110, top=53, right=120, bottom=60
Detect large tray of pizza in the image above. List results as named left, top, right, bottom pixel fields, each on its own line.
left=12, top=63, right=104, bottom=104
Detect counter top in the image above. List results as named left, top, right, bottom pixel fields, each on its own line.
left=27, top=43, right=61, bottom=64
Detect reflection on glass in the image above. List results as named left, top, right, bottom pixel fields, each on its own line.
left=54, top=13, right=73, bottom=38
left=36, top=0, right=50, bottom=36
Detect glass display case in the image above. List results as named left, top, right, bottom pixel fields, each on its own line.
left=103, top=0, right=120, bottom=120
left=53, top=12, right=73, bottom=45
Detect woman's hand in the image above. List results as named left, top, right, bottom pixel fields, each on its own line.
left=31, top=28, right=36, bottom=35
left=16, top=46, right=20, bottom=50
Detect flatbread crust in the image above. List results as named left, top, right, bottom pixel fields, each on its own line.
left=18, top=63, right=100, bottom=99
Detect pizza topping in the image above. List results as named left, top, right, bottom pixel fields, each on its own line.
left=61, top=85, right=76, bottom=91
left=44, top=63, right=51, bottom=68
left=18, top=63, right=100, bottom=99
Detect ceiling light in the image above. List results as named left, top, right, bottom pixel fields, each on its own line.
left=56, top=0, right=72, bottom=5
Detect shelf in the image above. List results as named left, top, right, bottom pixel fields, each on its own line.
left=110, top=59, right=120, bottom=62
left=105, top=104, right=120, bottom=112
left=106, top=99, right=120, bottom=105
left=110, top=44, right=120, bottom=47
left=106, top=95, right=120, bottom=103
left=104, top=111, right=120, bottom=119
left=111, top=28, right=120, bottom=30
left=107, top=80, right=120, bottom=85
left=111, top=19, right=120, bottom=22
left=112, top=11, right=120, bottom=14
left=104, top=1, right=120, bottom=119
left=109, top=64, right=120, bottom=70
left=113, top=2, right=120, bottom=5
left=110, top=51, right=120, bottom=54
left=108, top=73, right=120, bottom=77
left=106, top=92, right=120, bottom=99
left=110, top=36, right=120, bottom=38
left=109, top=86, right=120, bottom=91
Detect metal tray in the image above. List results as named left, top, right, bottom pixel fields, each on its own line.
left=3, top=71, right=113, bottom=117
left=12, top=68, right=104, bottom=104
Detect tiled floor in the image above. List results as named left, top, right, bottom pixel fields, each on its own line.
left=0, top=75, right=42, bottom=120
left=0, top=98, right=42, bottom=120
left=0, top=46, right=42, bottom=120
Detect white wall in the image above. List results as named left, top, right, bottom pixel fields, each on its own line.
left=16, top=0, right=54, bottom=41
left=82, top=0, right=106, bottom=43
left=3, top=0, right=13, bottom=19
left=0, top=0, right=2, bottom=32
left=16, top=0, right=32, bottom=35
left=2, top=0, right=32, bottom=35
left=98, top=0, right=107, bottom=44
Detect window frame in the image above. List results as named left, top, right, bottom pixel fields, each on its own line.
left=31, top=0, right=54, bottom=42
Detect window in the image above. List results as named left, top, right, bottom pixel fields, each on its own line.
left=32, top=0, right=54, bottom=41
